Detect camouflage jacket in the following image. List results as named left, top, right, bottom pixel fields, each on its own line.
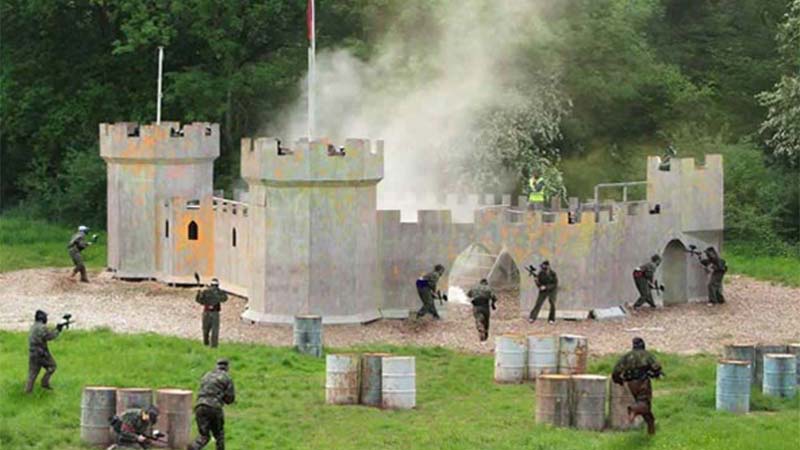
left=196, top=369, right=235, bottom=410
left=467, top=284, right=497, bottom=308
left=612, top=349, right=661, bottom=382
left=196, top=287, right=228, bottom=312
left=420, top=270, right=442, bottom=291
left=116, top=409, right=150, bottom=443
left=535, top=269, right=558, bottom=292
left=28, top=322, right=60, bottom=357
left=701, top=257, right=727, bottom=282
left=637, top=261, right=657, bottom=282
left=67, top=232, right=88, bottom=253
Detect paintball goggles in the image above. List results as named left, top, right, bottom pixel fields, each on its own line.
left=56, top=313, right=74, bottom=332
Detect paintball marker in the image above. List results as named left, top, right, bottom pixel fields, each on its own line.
left=434, top=291, right=448, bottom=305
left=650, top=281, right=665, bottom=296
left=685, top=244, right=703, bottom=258
left=525, top=265, right=537, bottom=277
left=56, top=314, right=74, bottom=332
left=194, top=271, right=201, bottom=286
left=139, top=430, right=168, bottom=449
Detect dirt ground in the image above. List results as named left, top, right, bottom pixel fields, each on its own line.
left=1, top=268, right=798, bottom=356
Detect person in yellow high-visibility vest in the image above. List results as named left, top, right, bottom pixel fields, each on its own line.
left=528, top=173, right=545, bottom=209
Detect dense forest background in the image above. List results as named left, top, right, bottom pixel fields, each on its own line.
left=1, top=0, right=797, bottom=255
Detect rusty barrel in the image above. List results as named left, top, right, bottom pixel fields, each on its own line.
left=755, top=344, right=787, bottom=389
left=494, top=334, right=527, bottom=383
left=788, top=344, right=800, bottom=385
left=325, top=354, right=360, bottom=405
left=608, top=380, right=642, bottom=430
left=716, top=360, right=751, bottom=413
left=526, top=335, right=558, bottom=380
left=535, top=375, right=571, bottom=427
left=723, top=343, right=756, bottom=386
left=382, top=356, right=416, bottom=409
left=361, top=353, right=390, bottom=407
left=155, top=389, right=193, bottom=449
left=763, top=354, right=797, bottom=398
left=116, top=388, right=153, bottom=415
left=80, top=386, right=117, bottom=446
left=558, top=334, right=588, bottom=375
left=572, top=375, right=607, bottom=431
left=293, top=315, right=323, bottom=358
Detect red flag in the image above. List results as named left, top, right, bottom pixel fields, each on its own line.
left=307, top=0, right=315, bottom=42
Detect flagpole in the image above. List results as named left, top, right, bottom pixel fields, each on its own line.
left=156, top=46, right=164, bottom=125
left=307, top=0, right=316, bottom=141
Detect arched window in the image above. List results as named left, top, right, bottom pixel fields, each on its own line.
left=188, top=221, right=199, bottom=240
left=232, top=227, right=237, bottom=247
left=165, top=220, right=170, bottom=238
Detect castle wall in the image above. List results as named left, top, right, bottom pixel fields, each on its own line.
left=212, top=198, right=250, bottom=296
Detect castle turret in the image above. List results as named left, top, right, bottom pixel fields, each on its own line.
left=100, top=122, right=219, bottom=279
left=240, top=137, right=384, bottom=324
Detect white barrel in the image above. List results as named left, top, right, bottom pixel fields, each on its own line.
left=558, top=334, right=588, bottom=375
left=80, top=386, right=117, bottom=446
left=763, top=354, right=797, bottom=398
left=382, top=356, right=416, bottom=409
left=788, top=344, right=800, bottom=385
left=526, top=335, right=558, bottom=380
left=494, top=334, right=527, bottom=383
left=572, top=375, right=608, bottom=431
left=716, top=360, right=751, bottom=413
left=325, top=354, right=360, bottom=405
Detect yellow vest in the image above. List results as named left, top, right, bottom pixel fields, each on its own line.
left=529, top=178, right=544, bottom=202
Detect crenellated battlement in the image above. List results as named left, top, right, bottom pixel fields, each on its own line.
left=99, top=122, right=219, bottom=162
left=240, top=137, right=384, bottom=184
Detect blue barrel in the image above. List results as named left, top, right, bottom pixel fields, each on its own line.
left=763, top=354, right=797, bottom=398
left=723, top=344, right=756, bottom=386
left=716, top=360, right=751, bottom=413
left=789, top=344, right=800, bottom=385
left=293, top=315, right=323, bottom=357
left=755, top=344, right=787, bottom=388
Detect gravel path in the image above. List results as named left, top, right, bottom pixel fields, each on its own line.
left=1, top=268, right=798, bottom=356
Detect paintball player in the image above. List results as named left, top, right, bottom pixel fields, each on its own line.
left=528, top=261, right=558, bottom=324
left=658, top=144, right=677, bottom=171
left=467, top=278, right=497, bottom=341
left=527, top=173, right=545, bottom=210
left=188, top=359, right=236, bottom=450
left=196, top=278, right=228, bottom=348
left=632, top=254, right=661, bottom=309
left=25, top=310, right=65, bottom=393
left=612, top=337, right=663, bottom=435
left=108, top=406, right=164, bottom=449
left=416, top=264, right=446, bottom=320
left=68, top=225, right=95, bottom=282
left=699, top=246, right=727, bottom=305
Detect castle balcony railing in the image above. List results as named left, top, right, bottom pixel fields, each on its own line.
left=593, top=181, right=647, bottom=205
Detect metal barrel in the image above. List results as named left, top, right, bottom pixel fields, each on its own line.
left=325, top=354, right=361, bottom=405
left=155, top=388, right=193, bottom=449
left=293, top=315, right=323, bottom=358
left=80, top=386, right=117, bottom=446
left=116, top=388, right=153, bottom=415
left=558, top=334, right=588, bottom=375
left=494, top=334, right=527, bottom=383
left=608, top=380, right=642, bottom=430
left=572, top=375, right=607, bottom=431
left=360, top=353, right=390, bottom=407
left=763, top=354, right=797, bottom=398
left=715, top=360, right=751, bottom=413
left=755, top=344, right=787, bottom=389
left=723, top=344, right=756, bottom=386
left=526, top=335, right=558, bottom=380
left=788, top=344, right=800, bottom=385
left=535, top=375, right=571, bottom=427
left=381, top=356, right=416, bottom=410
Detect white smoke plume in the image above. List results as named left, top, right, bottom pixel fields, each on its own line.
left=266, top=0, right=563, bottom=207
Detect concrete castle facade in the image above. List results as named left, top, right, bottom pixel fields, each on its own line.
left=100, top=121, right=724, bottom=324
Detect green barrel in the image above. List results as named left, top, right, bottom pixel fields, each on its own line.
left=360, top=353, right=390, bottom=407
left=80, top=386, right=117, bottom=446
left=755, top=344, right=787, bottom=389
left=293, top=315, right=323, bottom=357
left=763, top=354, right=797, bottom=398
left=716, top=360, right=751, bottom=413
left=723, top=344, right=756, bottom=386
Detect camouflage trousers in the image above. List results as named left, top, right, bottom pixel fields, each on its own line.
left=633, top=277, right=655, bottom=308
left=69, top=249, right=88, bottom=282
left=189, top=405, right=225, bottom=450
left=415, top=287, right=439, bottom=319
left=26, top=351, right=57, bottom=392
left=472, top=306, right=491, bottom=341
left=707, top=280, right=725, bottom=304
left=626, top=378, right=655, bottom=435
left=202, top=311, right=221, bottom=347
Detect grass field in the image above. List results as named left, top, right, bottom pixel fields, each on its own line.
left=725, top=244, right=800, bottom=287
left=0, top=330, right=797, bottom=450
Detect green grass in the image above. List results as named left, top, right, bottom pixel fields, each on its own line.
left=0, top=215, right=106, bottom=273
left=725, top=244, right=800, bottom=287
left=1, top=330, right=797, bottom=450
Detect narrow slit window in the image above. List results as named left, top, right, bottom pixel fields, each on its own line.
left=188, top=221, right=199, bottom=240
left=232, top=227, right=237, bottom=247
left=165, top=220, right=169, bottom=238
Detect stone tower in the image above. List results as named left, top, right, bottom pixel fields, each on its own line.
left=240, top=138, right=384, bottom=324
left=100, top=122, right=219, bottom=279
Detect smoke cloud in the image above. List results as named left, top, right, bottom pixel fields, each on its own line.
left=266, top=0, right=561, bottom=208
